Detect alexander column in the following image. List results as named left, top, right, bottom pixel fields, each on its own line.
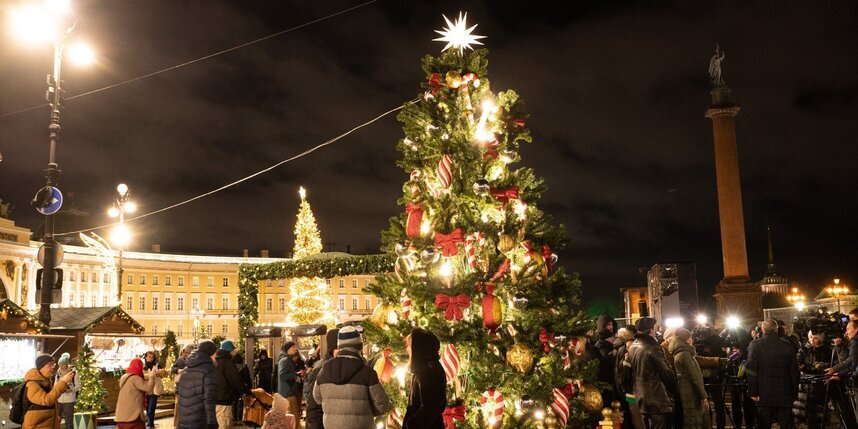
left=706, top=45, right=763, bottom=325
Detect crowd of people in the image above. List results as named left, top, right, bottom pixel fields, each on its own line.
left=14, top=325, right=448, bottom=429
left=583, top=309, right=858, bottom=429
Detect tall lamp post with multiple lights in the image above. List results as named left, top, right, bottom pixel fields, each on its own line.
left=787, top=287, right=806, bottom=310
left=827, top=278, right=849, bottom=314
left=11, top=0, right=95, bottom=325
left=192, top=305, right=206, bottom=345
left=108, top=183, right=135, bottom=305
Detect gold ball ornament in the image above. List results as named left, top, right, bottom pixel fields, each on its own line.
left=370, top=303, right=397, bottom=327
left=506, top=342, right=534, bottom=373
left=544, top=413, right=558, bottom=429
left=581, top=384, right=604, bottom=414
left=445, top=70, right=463, bottom=88
left=602, top=408, right=613, bottom=419
left=497, top=234, right=515, bottom=254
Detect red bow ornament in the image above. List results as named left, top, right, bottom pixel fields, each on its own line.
left=539, top=327, right=555, bottom=353
left=405, top=203, right=424, bottom=238
left=543, top=244, right=553, bottom=272
left=490, top=186, right=520, bottom=205
left=435, top=228, right=464, bottom=256
left=483, top=136, right=500, bottom=160
left=425, top=72, right=444, bottom=100
left=435, top=293, right=471, bottom=321
left=442, top=404, right=466, bottom=429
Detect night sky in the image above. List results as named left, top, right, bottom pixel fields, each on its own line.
left=1, top=1, right=856, bottom=307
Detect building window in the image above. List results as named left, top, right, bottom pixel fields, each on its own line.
left=139, top=297, right=146, bottom=310
left=365, top=296, right=371, bottom=310
left=207, top=277, right=214, bottom=287
left=279, top=298, right=286, bottom=312
left=165, top=297, right=172, bottom=311
left=102, top=296, right=108, bottom=306
left=152, top=275, right=159, bottom=286
left=91, top=296, right=97, bottom=307
left=177, top=297, right=184, bottom=311
left=103, top=273, right=109, bottom=283
left=222, top=323, right=229, bottom=334
left=140, top=275, right=146, bottom=285
left=79, top=292, right=85, bottom=307
left=338, top=280, right=344, bottom=289
left=177, top=324, right=183, bottom=337
left=192, top=297, right=199, bottom=310
left=91, top=272, right=97, bottom=282
left=126, top=296, right=133, bottom=309
left=165, top=324, right=170, bottom=334
left=192, top=276, right=199, bottom=287
left=266, top=298, right=273, bottom=311
left=127, top=274, right=133, bottom=285
left=165, top=276, right=172, bottom=286
left=278, top=279, right=285, bottom=288
left=222, top=277, right=229, bottom=287
left=338, top=296, right=345, bottom=311
left=206, top=297, right=214, bottom=311
left=364, top=279, right=371, bottom=288
left=206, top=324, right=213, bottom=336
left=153, top=325, right=158, bottom=335
left=352, top=297, right=358, bottom=310
left=152, top=297, right=159, bottom=311
left=70, top=271, right=76, bottom=282
left=178, top=276, right=185, bottom=287
left=222, top=297, right=229, bottom=310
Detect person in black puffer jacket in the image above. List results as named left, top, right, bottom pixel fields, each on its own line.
left=176, top=340, right=219, bottom=429
left=305, top=328, right=339, bottom=429
left=215, top=340, right=253, bottom=429
left=402, top=328, right=447, bottom=429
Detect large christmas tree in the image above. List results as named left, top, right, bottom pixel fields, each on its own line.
left=285, top=187, right=335, bottom=326
left=364, top=14, right=595, bottom=428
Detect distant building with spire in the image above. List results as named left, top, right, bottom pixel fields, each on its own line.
left=759, top=224, right=789, bottom=295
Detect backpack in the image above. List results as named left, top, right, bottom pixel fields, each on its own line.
left=9, top=382, right=29, bottom=424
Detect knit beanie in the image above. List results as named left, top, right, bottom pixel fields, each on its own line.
left=282, top=341, right=296, bottom=355
left=35, top=354, right=55, bottom=370
left=57, top=352, right=71, bottom=366
left=220, top=340, right=236, bottom=352
left=197, top=340, right=218, bottom=357
left=674, top=328, right=692, bottom=344
left=337, top=326, right=363, bottom=349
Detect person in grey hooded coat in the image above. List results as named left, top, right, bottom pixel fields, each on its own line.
left=313, top=326, right=390, bottom=429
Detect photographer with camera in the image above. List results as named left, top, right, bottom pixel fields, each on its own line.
left=822, top=320, right=858, bottom=427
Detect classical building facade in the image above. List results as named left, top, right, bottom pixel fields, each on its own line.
left=1, top=217, right=384, bottom=343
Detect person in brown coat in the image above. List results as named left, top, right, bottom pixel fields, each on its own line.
left=23, top=354, right=74, bottom=429
left=115, top=358, right=157, bottom=429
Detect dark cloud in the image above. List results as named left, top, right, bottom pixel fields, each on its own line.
left=1, top=0, right=856, bottom=305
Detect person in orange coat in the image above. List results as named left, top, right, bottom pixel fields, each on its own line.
left=22, top=354, right=75, bottom=429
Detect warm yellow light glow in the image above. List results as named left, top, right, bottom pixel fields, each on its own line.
left=394, top=366, right=407, bottom=387
left=664, top=317, right=684, bottom=329
left=488, top=416, right=497, bottom=426
left=387, top=309, right=399, bottom=325
left=420, top=218, right=431, bottom=235
left=725, top=316, right=740, bottom=329
left=696, top=314, right=708, bottom=325
left=534, top=409, right=545, bottom=421
left=299, top=186, right=306, bottom=200
left=116, top=183, right=128, bottom=196
left=10, top=6, right=59, bottom=44
left=474, top=99, right=495, bottom=142
left=834, top=278, right=841, bottom=285
left=110, top=224, right=131, bottom=246
left=44, top=0, right=72, bottom=15
left=513, top=200, right=528, bottom=220
left=796, top=302, right=805, bottom=311
left=67, top=42, right=94, bottom=65
left=439, top=260, right=453, bottom=278
left=124, top=201, right=137, bottom=213
left=107, top=207, right=119, bottom=218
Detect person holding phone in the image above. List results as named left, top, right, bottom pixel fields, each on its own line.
left=56, top=353, right=80, bottom=429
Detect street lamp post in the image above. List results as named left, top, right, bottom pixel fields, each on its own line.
left=827, top=278, right=849, bottom=314
left=787, top=287, right=806, bottom=310
left=11, top=0, right=93, bottom=326
left=192, top=305, right=205, bottom=345
left=108, top=184, right=135, bottom=305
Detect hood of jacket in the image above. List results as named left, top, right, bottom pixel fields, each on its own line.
left=597, top=314, right=617, bottom=335
left=216, top=349, right=233, bottom=361
left=325, top=348, right=366, bottom=384
left=669, top=339, right=696, bottom=356
left=187, top=350, right=215, bottom=369
left=409, top=329, right=441, bottom=372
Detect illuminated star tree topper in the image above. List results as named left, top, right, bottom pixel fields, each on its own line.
left=433, top=12, right=486, bottom=55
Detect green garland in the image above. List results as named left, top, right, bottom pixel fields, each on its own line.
left=237, top=253, right=394, bottom=346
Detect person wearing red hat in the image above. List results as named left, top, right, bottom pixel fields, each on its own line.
left=115, top=358, right=158, bottom=429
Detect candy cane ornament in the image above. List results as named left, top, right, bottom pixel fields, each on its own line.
left=386, top=408, right=403, bottom=429
left=400, top=288, right=411, bottom=319
left=479, top=388, right=504, bottom=428
left=465, top=232, right=486, bottom=273
left=441, top=344, right=460, bottom=381
left=437, top=155, right=453, bottom=189
left=550, top=387, right=570, bottom=427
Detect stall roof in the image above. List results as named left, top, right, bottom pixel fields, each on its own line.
left=37, top=306, right=144, bottom=333
left=0, top=299, right=48, bottom=332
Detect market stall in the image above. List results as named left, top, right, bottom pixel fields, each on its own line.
left=38, top=306, right=145, bottom=368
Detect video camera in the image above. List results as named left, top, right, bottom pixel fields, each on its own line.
left=792, top=307, right=847, bottom=344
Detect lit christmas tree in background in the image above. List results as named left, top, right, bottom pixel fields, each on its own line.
left=285, top=187, right=335, bottom=326
left=74, top=343, right=108, bottom=414
left=364, top=13, right=597, bottom=428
